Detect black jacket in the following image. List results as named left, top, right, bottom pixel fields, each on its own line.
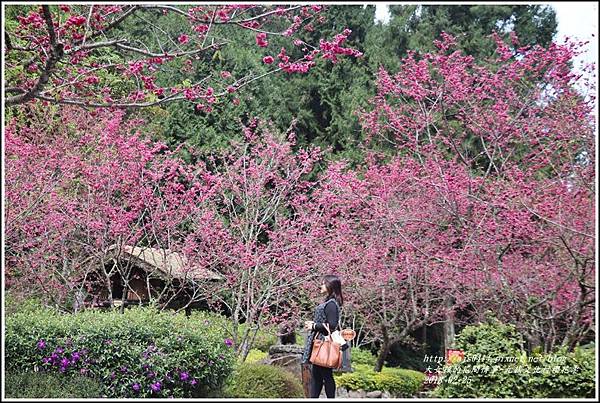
left=314, top=297, right=340, bottom=335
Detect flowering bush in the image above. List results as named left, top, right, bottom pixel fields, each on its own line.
left=5, top=306, right=236, bottom=398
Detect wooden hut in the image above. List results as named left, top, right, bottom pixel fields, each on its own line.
left=89, top=244, right=223, bottom=311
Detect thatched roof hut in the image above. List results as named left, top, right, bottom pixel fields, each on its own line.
left=106, top=244, right=224, bottom=282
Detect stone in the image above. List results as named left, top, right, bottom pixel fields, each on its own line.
left=367, top=390, right=383, bottom=398
left=268, top=344, right=304, bottom=356
left=336, top=387, right=349, bottom=398
left=347, top=390, right=360, bottom=398
left=381, top=391, right=391, bottom=399
left=265, top=344, right=304, bottom=380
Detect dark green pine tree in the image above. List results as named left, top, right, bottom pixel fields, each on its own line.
left=129, top=4, right=557, bottom=167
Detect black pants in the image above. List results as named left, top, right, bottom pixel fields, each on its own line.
left=310, top=364, right=335, bottom=398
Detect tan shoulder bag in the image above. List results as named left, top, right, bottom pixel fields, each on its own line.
left=309, top=323, right=342, bottom=369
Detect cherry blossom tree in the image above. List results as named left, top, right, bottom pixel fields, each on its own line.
left=4, top=4, right=361, bottom=109
left=358, top=32, right=595, bottom=354
left=175, top=119, right=326, bottom=361
left=4, top=104, right=218, bottom=312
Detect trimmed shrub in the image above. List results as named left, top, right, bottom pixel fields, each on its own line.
left=5, top=371, right=104, bottom=398
left=244, top=349, right=268, bottom=364
left=433, top=319, right=596, bottom=398
left=5, top=306, right=236, bottom=398
left=351, top=347, right=378, bottom=367
left=224, top=363, right=304, bottom=398
left=433, top=317, right=527, bottom=398
left=5, top=291, right=45, bottom=316
left=524, top=343, right=596, bottom=398
left=335, top=363, right=425, bottom=397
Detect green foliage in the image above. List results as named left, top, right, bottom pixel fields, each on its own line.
left=387, top=341, right=430, bottom=371
left=4, top=290, right=45, bottom=316
left=433, top=318, right=527, bottom=397
left=247, top=325, right=279, bottom=353
left=224, top=363, right=304, bottom=398
left=244, top=349, right=268, bottom=364
left=433, top=319, right=596, bottom=398
left=335, top=363, right=425, bottom=397
left=140, top=4, right=558, bottom=170
left=351, top=347, right=378, bottom=367
left=523, top=343, right=596, bottom=398
left=5, top=306, right=236, bottom=398
left=5, top=371, right=104, bottom=398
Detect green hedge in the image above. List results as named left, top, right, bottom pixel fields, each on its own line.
left=433, top=318, right=596, bottom=398
left=525, top=343, right=596, bottom=398
left=244, top=349, right=268, bottom=364
left=351, top=347, right=378, bottom=367
left=5, top=371, right=104, bottom=398
left=335, top=363, right=425, bottom=397
left=224, top=363, right=304, bottom=398
left=5, top=306, right=236, bottom=398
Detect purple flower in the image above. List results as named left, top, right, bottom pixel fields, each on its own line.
left=71, top=352, right=81, bottom=363
left=55, top=347, right=64, bottom=354
left=224, top=338, right=233, bottom=347
left=120, top=366, right=128, bottom=373
left=132, top=383, right=141, bottom=392
left=190, top=379, right=198, bottom=386
left=37, top=339, right=46, bottom=350
left=150, top=381, right=162, bottom=393
left=179, top=371, right=189, bottom=381
left=42, top=357, right=51, bottom=364
left=146, top=371, right=155, bottom=379
left=60, top=357, right=70, bottom=368
left=110, top=372, right=116, bottom=380
left=80, top=368, right=88, bottom=375
left=59, top=366, right=67, bottom=373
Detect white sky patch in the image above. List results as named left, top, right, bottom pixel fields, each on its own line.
left=548, top=2, right=598, bottom=97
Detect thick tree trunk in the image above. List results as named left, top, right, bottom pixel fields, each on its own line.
left=374, top=325, right=390, bottom=372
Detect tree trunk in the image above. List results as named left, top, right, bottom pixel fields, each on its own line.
left=443, top=296, right=455, bottom=353
left=374, top=325, right=390, bottom=372
left=73, top=289, right=85, bottom=313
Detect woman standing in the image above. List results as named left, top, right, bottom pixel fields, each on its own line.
left=302, top=274, right=345, bottom=398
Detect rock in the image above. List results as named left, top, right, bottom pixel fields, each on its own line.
left=268, top=344, right=304, bottom=356
left=415, top=391, right=434, bottom=398
left=367, top=390, right=383, bottom=398
left=265, top=355, right=302, bottom=379
left=265, top=344, right=305, bottom=380
left=381, top=391, right=391, bottom=399
left=348, top=390, right=363, bottom=398
left=336, top=387, right=349, bottom=398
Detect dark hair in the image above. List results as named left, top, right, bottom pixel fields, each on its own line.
left=322, top=274, right=343, bottom=306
